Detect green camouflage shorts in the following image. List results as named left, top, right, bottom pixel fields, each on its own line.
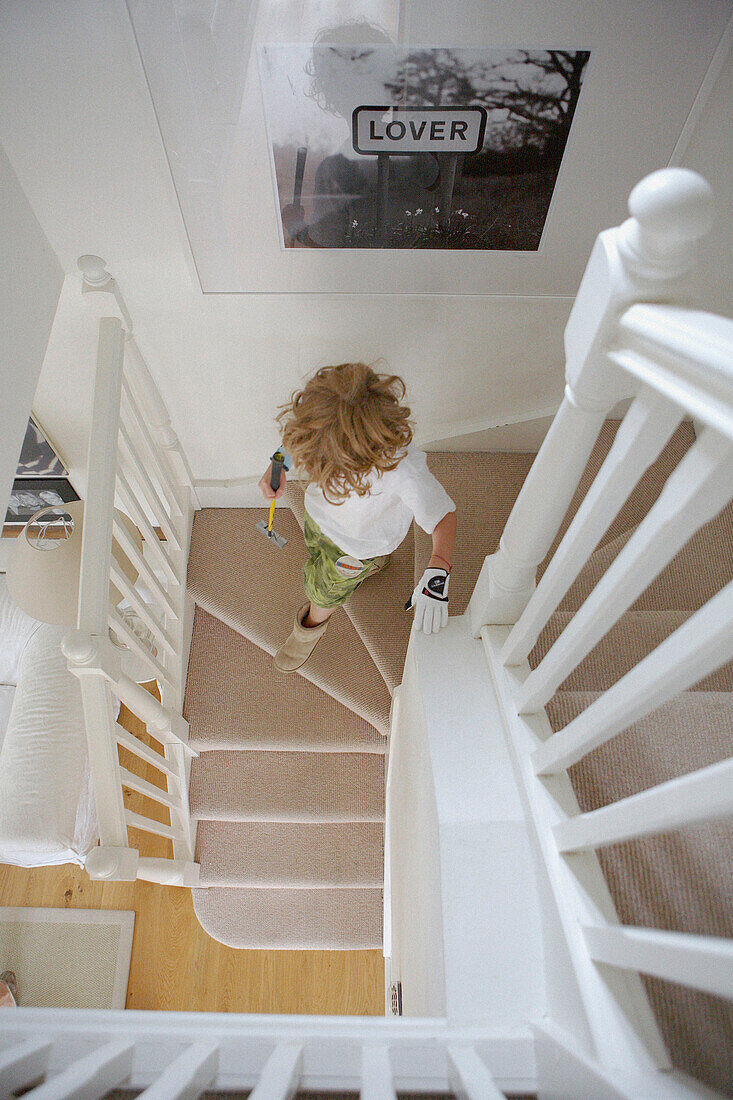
left=303, top=512, right=379, bottom=609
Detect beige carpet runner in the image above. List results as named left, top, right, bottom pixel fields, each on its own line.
left=184, top=421, right=731, bottom=1091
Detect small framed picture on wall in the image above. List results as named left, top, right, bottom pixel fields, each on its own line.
left=5, top=478, right=80, bottom=528
left=3, top=418, right=80, bottom=529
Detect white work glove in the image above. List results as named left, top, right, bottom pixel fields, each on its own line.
left=405, top=568, right=450, bottom=634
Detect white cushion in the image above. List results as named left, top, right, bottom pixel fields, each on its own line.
left=0, top=574, right=42, bottom=685
left=0, top=685, right=15, bottom=753
left=0, top=623, right=98, bottom=866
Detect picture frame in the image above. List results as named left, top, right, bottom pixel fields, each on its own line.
left=4, top=417, right=79, bottom=531
left=16, top=417, right=68, bottom=478
left=4, top=479, right=80, bottom=529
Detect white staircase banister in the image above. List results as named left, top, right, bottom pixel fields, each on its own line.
left=553, top=756, right=733, bottom=852
left=531, top=579, right=733, bottom=775
left=0, top=1040, right=52, bottom=1097
left=447, top=1044, right=505, bottom=1099
left=611, top=305, right=733, bottom=441
left=583, top=925, right=733, bottom=1002
left=360, top=1044, right=397, bottom=1100
left=78, top=316, right=126, bottom=634
left=248, top=1043, right=303, bottom=1100
left=468, top=168, right=715, bottom=635
left=65, top=258, right=199, bottom=886
left=135, top=1042, right=219, bottom=1099
left=24, top=1040, right=134, bottom=1100
left=501, top=386, right=682, bottom=665
left=515, top=429, right=733, bottom=713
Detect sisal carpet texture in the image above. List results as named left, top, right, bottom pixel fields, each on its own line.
left=186, top=507, right=391, bottom=950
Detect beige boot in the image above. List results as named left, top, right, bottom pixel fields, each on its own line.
left=274, top=603, right=329, bottom=672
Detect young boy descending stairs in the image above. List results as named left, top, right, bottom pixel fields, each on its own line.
left=259, top=363, right=458, bottom=669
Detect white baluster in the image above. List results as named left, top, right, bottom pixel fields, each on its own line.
left=554, top=756, right=733, bottom=852
left=247, top=1043, right=302, bottom=1100
left=360, top=1044, right=397, bottom=1100
left=114, top=469, right=180, bottom=589
left=501, top=388, right=682, bottom=665
left=516, top=429, right=733, bottom=714
left=114, top=724, right=181, bottom=778
left=135, top=1043, right=219, bottom=1099
left=108, top=608, right=176, bottom=692
left=447, top=1045, right=504, bottom=1100
left=121, top=374, right=183, bottom=521
left=117, top=422, right=182, bottom=550
left=24, top=1040, right=134, bottom=1100
left=125, top=336, right=200, bottom=507
left=584, top=925, right=733, bottom=1001
left=124, top=809, right=183, bottom=842
left=118, top=766, right=179, bottom=810
left=108, top=564, right=177, bottom=656
left=112, top=674, right=194, bottom=754
left=0, top=1041, right=51, bottom=1096
left=468, top=168, right=714, bottom=636
left=532, top=579, right=733, bottom=774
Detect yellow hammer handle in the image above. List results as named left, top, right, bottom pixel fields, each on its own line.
left=268, top=498, right=276, bottom=532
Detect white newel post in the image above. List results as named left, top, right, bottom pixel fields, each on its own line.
left=467, top=168, right=714, bottom=636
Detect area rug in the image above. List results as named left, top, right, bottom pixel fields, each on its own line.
left=0, top=907, right=134, bottom=1009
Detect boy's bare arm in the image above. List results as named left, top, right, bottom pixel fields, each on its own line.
left=429, top=509, right=457, bottom=571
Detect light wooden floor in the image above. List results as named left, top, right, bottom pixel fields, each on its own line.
left=0, top=696, right=384, bottom=1016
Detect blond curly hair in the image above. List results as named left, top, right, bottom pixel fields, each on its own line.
left=276, top=362, right=413, bottom=502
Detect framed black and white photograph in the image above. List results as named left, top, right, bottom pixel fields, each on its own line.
left=4, top=418, right=79, bottom=529
left=16, top=417, right=68, bottom=478
left=3, top=477, right=80, bottom=528
left=260, top=41, right=590, bottom=250
left=4, top=479, right=80, bottom=529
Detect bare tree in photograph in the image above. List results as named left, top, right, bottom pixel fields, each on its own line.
left=488, top=50, right=590, bottom=168
left=383, top=49, right=479, bottom=107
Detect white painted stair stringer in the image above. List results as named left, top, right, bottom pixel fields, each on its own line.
left=387, top=613, right=546, bottom=1030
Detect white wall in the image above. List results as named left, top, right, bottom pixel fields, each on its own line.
left=0, top=143, right=63, bottom=522
left=681, top=43, right=733, bottom=318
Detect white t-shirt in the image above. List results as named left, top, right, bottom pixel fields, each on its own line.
left=304, top=445, right=456, bottom=559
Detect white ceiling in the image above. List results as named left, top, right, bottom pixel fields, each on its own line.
left=0, top=0, right=730, bottom=488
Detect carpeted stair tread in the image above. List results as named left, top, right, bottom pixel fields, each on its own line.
left=414, top=425, right=695, bottom=615
left=192, top=886, right=383, bottom=950
left=540, top=419, right=695, bottom=578
left=184, top=607, right=383, bottom=753
left=552, top=688, right=733, bottom=1092
left=285, top=481, right=414, bottom=693
left=414, top=452, right=535, bottom=613
left=533, top=610, right=733, bottom=693
left=189, top=750, right=385, bottom=822
left=546, top=691, right=733, bottom=809
left=195, top=820, right=383, bottom=887
left=560, top=502, right=733, bottom=614
left=187, top=509, right=391, bottom=734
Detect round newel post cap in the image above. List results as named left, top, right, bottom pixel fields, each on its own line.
left=628, top=168, right=714, bottom=246
left=77, top=254, right=111, bottom=286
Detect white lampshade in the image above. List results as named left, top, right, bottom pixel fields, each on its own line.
left=7, top=500, right=143, bottom=626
